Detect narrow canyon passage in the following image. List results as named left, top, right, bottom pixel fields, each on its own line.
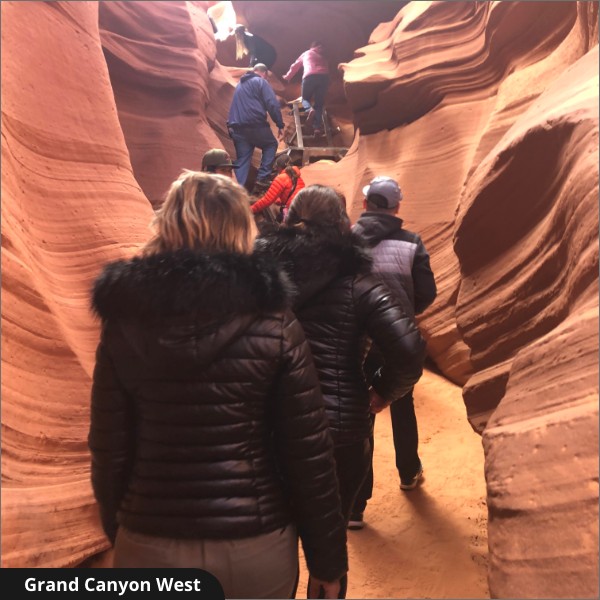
left=298, top=369, right=489, bottom=599
left=2, top=2, right=597, bottom=595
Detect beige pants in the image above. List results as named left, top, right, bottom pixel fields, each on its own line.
left=114, top=525, right=298, bottom=599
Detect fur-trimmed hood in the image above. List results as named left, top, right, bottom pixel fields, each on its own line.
left=91, top=250, right=294, bottom=368
left=254, top=227, right=372, bottom=308
left=92, top=250, right=293, bottom=321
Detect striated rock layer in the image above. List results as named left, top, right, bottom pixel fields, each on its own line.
left=456, top=46, right=599, bottom=598
left=98, top=1, right=232, bottom=207
left=1, top=1, right=154, bottom=567
left=1, top=1, right=598, bottom=595
left=314, top=1, right=599, bottom=391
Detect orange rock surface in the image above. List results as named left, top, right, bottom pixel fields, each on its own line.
left=1, top=1, right=598, bottom=596
left=98, top=1, right=234, bottom=207
left=1, top=1, right=154, bottom=567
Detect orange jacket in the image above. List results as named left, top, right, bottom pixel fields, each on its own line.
left=251, top=167, right=305, bottom=214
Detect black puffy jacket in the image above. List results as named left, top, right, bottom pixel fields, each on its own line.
left=255, top=228, right=427, bottom=445
left=89, top=250, right=347, bottom=581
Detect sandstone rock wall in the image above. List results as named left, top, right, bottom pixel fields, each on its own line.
left=98, top=1, right=232, bottom=207
left=457, top=46, right=599, bottom=598
left=1, top=1, right=154, bottom=567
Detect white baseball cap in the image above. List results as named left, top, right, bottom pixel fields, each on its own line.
left=362, top=176, right=403, bottom=208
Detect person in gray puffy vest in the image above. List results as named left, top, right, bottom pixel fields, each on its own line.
left=350, top=176, right=437, bottom=530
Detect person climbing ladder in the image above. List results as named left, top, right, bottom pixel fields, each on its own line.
left=234, top=24, right=277, bottom=70
left=227, top=64, right=284, bottom=193
left=283, top=41, right=330, bottom=137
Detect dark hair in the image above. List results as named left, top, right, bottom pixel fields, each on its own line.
left=285, top=185, right=350, bottom=235
left=335, top=190, right=347, bottom=209
left=275, top=155, right=299, bottom=186
left=310, top=41, right=327, bottom=58
left=365, top=193, right=388, bottom=209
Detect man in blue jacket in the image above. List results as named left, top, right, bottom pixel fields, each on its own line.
left=227, top=64, right=284, bottom=191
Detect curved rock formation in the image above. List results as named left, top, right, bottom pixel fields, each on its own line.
left=99, top=1, right=233, bottom=207
left=1, top=1, right=154, bottom=567
left=456, top=46, right=599, bottom=598
left=1, top=1, right=598, bottom=596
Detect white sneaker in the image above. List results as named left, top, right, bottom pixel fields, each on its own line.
left=400, top=464, right=423, bottom=491
left=347, top=513, right=365, bottom=530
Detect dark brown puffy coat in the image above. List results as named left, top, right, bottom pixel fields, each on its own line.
left=255, top=228, right=427, bottom=446
left=89, top=250, right=347, bottom=581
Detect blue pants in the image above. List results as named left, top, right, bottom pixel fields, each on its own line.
left=301, top=74, right=329, bottom=130
left=230, top=126, right=278, bottom=187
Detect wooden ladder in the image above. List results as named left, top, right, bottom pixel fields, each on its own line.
left=286, top=101, right=347, bottom=166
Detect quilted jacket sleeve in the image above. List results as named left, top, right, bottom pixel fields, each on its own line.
left=251, top=174, right=288, bottom=214
left=354, top=274, right=427, bottom=401
left=88, top=324, right=135, bottom=544
left=273, top=309, right=348, bottom=582
left=413, top=236, right=437, bottom=314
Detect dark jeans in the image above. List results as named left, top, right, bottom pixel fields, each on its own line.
left=230, top=125, right=278, bottom=187
left=334, top=439, right=372, bottom=523
left=353, top=389, right=421, bottom=513
left=306, top=439, right=369, bottom=599
left=301, top=74, right=329, bottom=130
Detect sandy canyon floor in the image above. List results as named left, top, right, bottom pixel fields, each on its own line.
left=297, top=369, right=490, bottom=599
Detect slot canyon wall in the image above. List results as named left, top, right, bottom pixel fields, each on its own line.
left=1, top=1, right=598, bottom=597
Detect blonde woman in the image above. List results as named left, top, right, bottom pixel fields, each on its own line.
left=89, top=172, right=347, bottom=599
left=234, top=24, right=276, bottom=70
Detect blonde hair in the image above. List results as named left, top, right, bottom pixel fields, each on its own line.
left=144, top=171, right=256, bottom=256
left=235, top=26, right=248, bottom=61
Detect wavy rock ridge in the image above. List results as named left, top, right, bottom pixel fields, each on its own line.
left=1, top=1, right=154, bottom=567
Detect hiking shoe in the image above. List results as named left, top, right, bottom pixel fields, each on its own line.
left=313, top=128, right=324, bottom=137
left=400, top=464, right=424, bottom=491
left=347, top=513, right=365, bottom=530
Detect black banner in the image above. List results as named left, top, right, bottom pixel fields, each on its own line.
left=2, top=569, right=224, bottom=599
